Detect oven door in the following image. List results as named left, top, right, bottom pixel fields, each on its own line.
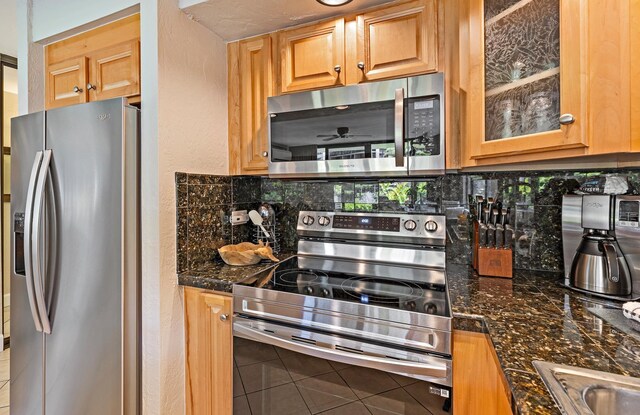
left=268, top=78, right=409, bottom=178
left=234, top=317, right=452, bottom=387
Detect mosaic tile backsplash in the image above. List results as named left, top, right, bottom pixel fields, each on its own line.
left=176, top=170, right=640, bottom=274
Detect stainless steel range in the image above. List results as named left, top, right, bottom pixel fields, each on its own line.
left=233, top=210, right=452, bottom=389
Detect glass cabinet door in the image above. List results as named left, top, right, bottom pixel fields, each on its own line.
left=467, top=0, right=586, bottom=161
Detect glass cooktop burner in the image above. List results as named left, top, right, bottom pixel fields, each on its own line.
left=246, top=257, right=449, bottom=317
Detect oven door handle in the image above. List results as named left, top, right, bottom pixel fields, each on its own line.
left=234, top=319, right=449, bottom=381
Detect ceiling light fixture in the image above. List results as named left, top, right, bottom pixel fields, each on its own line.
left=316, top=0, right=354, bottom=7
left=335, top=105, right=350, bottom=110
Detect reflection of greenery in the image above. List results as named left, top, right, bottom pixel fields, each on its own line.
left=355, top=203, right=374, bottom=211
left=380, top=182, right=411, bottom=204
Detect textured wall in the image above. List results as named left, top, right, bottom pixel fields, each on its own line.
left=151, top=0, right=229, bottom=413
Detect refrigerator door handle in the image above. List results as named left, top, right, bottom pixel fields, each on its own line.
left=32, top=149, right=53, bottom=334
left=24, top=151, right=44, bottom=332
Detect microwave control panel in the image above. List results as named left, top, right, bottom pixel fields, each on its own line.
left=406, top=96, right=441, bottom=156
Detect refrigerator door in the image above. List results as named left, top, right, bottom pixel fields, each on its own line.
left=10, top=112, right=46, bottom=415
left=43, top=99, right=131, bottom=414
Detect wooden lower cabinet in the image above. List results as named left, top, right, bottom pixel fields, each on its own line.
left=453, top=330, right=512, bottom=415
left=184, top=287, right=233, bottom=415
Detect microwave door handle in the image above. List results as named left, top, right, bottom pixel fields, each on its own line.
left=24, top=151, right=44, bottom=332
left=32, top=149, right=53, bottom=334
left=394, top=88, right=405, bottom=167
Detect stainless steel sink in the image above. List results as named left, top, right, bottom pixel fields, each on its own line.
left=533, top=361, right=640, bottom=414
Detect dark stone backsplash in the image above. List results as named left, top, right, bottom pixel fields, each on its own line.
left=176, top=170, right=640, bottom=274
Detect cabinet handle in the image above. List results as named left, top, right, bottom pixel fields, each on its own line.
left=73, top=86, right=83, bottom=94
left=219, top=314, right=229, bottom=322
left=262, top=151, right=269, bottom=157
left=357, top=62, right=365, bottom=70
left=559, top=114, right=575, bottom=125
left=87, top=83, right=96, bottom=91
left=334, top=65, right=341, bottom=73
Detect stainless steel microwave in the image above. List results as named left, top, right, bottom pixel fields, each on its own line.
left=267, top=73, right=445, bottom=178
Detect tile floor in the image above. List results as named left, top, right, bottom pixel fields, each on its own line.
left=233, top=337, right=449, bottom=415
left=0, top=346, right=9, bottom=414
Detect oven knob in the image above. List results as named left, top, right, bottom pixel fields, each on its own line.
left=303, top=286, right=314, bottom=295
left=425, top=220, right=438, bottom=232
left=318, top=216, right=331, bottom=227
left=424, top=302, right=438, bottom=314
left=302, top=215, right=315, bottom=226
left=404, top=220, right=417, bottom=231
left=320, top=288, right=330, bottom=297
left=405, top=300, right=417, bottom=311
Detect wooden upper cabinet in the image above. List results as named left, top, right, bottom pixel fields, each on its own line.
left=356, top=0, right=438, bottom=83
left=45, top=14, right=140, bottom=109
left=279, top=18, right=345, bottom=93
left=463, top=0, right=587, bottom=165
left=46, top=57, right=88, bottom=109
left=88, top=40, right=140, bottom=101
left=239, top=36, right=272, bottom=173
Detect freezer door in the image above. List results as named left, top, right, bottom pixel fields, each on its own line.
left=10, top=112, right=45, bottom=415
left=44, top=99, right=130, bottom=415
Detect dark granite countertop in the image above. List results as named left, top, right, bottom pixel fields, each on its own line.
left=177, top=250, right=297, bottom=292
left=447, top=263, right=640, bottom=415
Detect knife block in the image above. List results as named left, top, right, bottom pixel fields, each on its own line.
left=472, top=223, right=513, bottom=279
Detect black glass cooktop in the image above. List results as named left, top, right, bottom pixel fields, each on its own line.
left=242, top=257, right=449, bottom=317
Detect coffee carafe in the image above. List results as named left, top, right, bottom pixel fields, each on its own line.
left=563, top=195, right=640, bottom=300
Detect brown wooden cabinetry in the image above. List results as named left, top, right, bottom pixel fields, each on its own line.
left=460, top=0, right=639, bottom=167
left=45, top=14, right=140, bottom=110
left=279, top=19, right=345, bottom=93
left=453, top=330, right=512, bottom=415
left=184, top=287, right=233, bottom=415
left=356, top=0, right=438, bottom=83
left=228, top=35, right=273, bottom=175
left=46, top=57, right=89, bottom=109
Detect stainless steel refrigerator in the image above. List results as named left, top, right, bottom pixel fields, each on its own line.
left=10, top=98, right=140, bottom=415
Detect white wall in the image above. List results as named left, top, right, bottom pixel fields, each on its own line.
left=152, top=0, right=228, bottom=412
left=31, top=0, right=139, bottom=42
left=0, top=0, right=18, bottom=56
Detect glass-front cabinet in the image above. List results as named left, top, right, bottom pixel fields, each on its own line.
left=465, top=0, right=586, bottom=163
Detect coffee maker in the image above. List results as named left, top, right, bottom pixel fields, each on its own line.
left=562, top=194, right=640, bottom=300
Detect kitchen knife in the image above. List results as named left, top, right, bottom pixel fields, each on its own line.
left=475, top=195, right=484, bottom=223
left=501, top=208, right=508, bottom=226
left=487, top=224, right=496, bottom=248
left=505, top=207, right=511, bottom=225
left=483, top=208, right=490, bottom=226
left=495, top=224, right=504, bottom=249
left=479, top=223, right=488, bottom=247
left=492, top=208, right=500, bottom=226
left=487, top=197, right=495, bottom=223
left=504, top=225, right=514, bottom=249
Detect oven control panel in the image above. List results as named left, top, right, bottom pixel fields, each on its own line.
left=297, top=211, right=446, bottom=246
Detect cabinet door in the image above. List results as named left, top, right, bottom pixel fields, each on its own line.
left=239, top=36, right=272, bottom=173
left=46, top=57, right=88, bottom=109
left=184, top=288, right=233, bottom=415
left=356, top=0, right=438, bottom=83
left=453, top=330, right=512, bottom=415
left=465, top=0, right=586, bottom=163
left=279, top=19, right=345, bottom=93
left=88, top=40, right=140, bottom=101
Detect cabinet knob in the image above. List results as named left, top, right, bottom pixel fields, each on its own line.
left=334, top=65, right=341, bottom=73
left=219, top=314, right=229, bottom=322
left=559, top=114, right=575, bottom=125
left=357, top=62, right=365, bottom=70
left=87, top=83, right=96, bottom=91
left=73, top=86, right=83, bottom=94
left=262, top=151, right=269, bottom=157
